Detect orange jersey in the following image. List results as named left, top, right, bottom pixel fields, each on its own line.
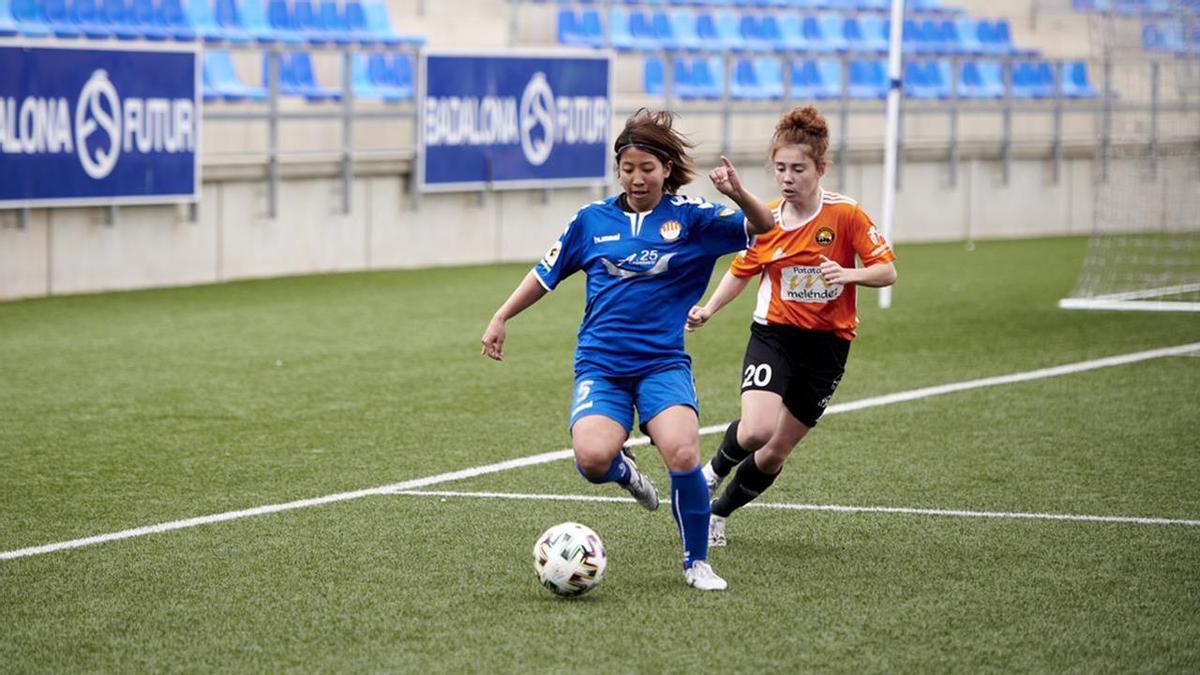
left=730, top=191, right=895, bottom=340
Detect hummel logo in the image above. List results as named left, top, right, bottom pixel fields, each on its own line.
left=594, top=233, right=621, bottom=243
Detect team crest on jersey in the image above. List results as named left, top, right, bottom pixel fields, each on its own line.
left=815, top=227, right=836, bottom=247
left=660, top=220, right=682, bottom=241
left=539, top=241, right=561, bottom=271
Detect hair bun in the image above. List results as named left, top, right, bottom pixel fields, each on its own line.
left=778, top=106, right=828, bottom=140
left=770, top=106, right=830, bottom=167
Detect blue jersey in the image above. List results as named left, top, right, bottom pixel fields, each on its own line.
left=534, top=193, right=752, bottom=377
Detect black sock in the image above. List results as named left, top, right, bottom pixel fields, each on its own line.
left=712, top=455, right=780, bottom=518
left=710, top=420, right=751, bottom=477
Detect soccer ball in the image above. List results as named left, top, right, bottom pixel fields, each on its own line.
left=532, top=522, right=607, bottom=597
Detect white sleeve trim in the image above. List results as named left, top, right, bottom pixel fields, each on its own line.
left=532, top=269, right=553, bottom=292
left=743, top=217, right=757, bottom=249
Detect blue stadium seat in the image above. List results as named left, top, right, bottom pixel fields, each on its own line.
left=644, top=55, right=665, bottom=94
left=1060, top=61, right=1096, bottom=98
left=129, top=0, right=169, bottom=39
left=360, top=0, right=419, bottom=46
left=797, top=15, right=830, bottom=52
left=1142, top=21, right=1188, bottom=53
left=729, top=57, right=783, bottom=99
left=556, top=8, right=579, bottom=45
left=758, top=13, right=786, bottom=51
left=904, top=59, right=951, bottom=98
left=952, top=17, right=985, bottom=55
left=316, top=0, right=350, bottom=43
left=816, top=14, right=848, bottom=52
left=292, top=0, right=328, bottom=44
left=736, top=13, right=770, bottom=51
left=204, top=49, right=267, bottom=101
left=755, top=57, right=784, bottom=97
left=0, top=0, right=17, bottom=35
left=668, top=9, right=704, bottom=51
left=101, top=0, right=141, bottom=40
left=847, top=58, right=886, bottom=99
left=209, top=0, right=256, bottom=42
left=42, top=0, right=82, bottom=37
left=261, top=0, right=304, bottom=42
left=712, top=10, right=745, bottom=50
left=184, top=0, right=230, bottom=43
left=977, top=60, right=1008, bottom=97
left=979, top=18, right=1024, bottom=55
left=351, top=53, right=388, bottom=101
left=1011, top=60, right=1053, bottom=99
left=777, top=14, right=806, bottom=50
left=157, top=0, right=195, bottom=40
left=957, top=59, right=1003, bottom=98
left=69, top=0, right=112, bottom=37
left=609, top=7, right=636, bottom=51
left=343, top=0, right=387, bottom=45
left=791, top=58, right=842, bottom=99
left=919, top=18, right=954, bottom=54
left=669, top=57, right=697, bottom=98
left=652, top=10, right=681, bottom=48
left=263, top=51, right=341, bottom=101
left=361, top=52, right=413, bottom=101
left=847, top=14, right=888, bottom=53
left=291, top=51, right=342, bottom=101
left=694, top=10, right=719, bottom=49
left=626, top=9, right=650, bottom=45
left=691, top=56, right=726, bottom=98
left=391, top=52, right=414, bottom=96
left=11, top=0, right=51, bottom=36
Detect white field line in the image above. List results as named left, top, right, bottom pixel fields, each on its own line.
left=3, top=341, right=1199, bottom=562
left=394, top=489, right=1200, bottom=528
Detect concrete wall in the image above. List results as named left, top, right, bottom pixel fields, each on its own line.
left=0, top=148, right=1110, bottom=301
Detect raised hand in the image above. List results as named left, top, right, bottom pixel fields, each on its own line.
left=708, top=155, right=743, bottom=199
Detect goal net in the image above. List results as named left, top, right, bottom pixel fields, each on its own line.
left=1059, top=6, right=1200, bottom=312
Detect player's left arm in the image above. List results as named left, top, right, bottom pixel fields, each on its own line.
left=708, top=156, right=775, bottom=235
left=818, top=206, right=898, bottom=287
left=818, top=256, right=896, bottom=287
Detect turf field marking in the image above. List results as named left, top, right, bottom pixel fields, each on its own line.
left=393, top=490, right=1200, bottom=528
left=2, top=341, right=1198, bottom=562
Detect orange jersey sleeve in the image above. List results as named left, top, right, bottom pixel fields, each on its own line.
left=849, top=205, right=896, bottom=268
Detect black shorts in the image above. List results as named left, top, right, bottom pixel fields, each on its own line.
left=740, top=322, right=851, bottom=428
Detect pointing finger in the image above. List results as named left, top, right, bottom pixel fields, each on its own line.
left=720, top=155, right=734, bottom=170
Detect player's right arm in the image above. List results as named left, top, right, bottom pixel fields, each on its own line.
left=481, top=271, right=548, bottom=361
left=482, top=210, right=587, bottom=361
left=686, top=271, right=752, bottom=332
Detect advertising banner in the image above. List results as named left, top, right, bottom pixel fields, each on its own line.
left=0, top=43, right=200, bottom=207
left=420, top=50, right=612, bottom=192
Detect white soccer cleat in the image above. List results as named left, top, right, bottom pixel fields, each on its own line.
left=620, top=449, right=659, bottom=511
left=708, top=514, right=727, bottom=548
left=701, top=461, right=724, bottom=496
left=684, top=560, right=728, bottom=591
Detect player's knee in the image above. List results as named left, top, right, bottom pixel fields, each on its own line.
left=574, top=448, right=614, bottom=479
left=659, top=442, right=700, bottom=473
left=738, top=423, right=774, bottom=452
left=758, top=444, right=792, bottom=471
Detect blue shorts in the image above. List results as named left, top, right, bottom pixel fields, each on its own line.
left=569, top=365, right=699, bottom=434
